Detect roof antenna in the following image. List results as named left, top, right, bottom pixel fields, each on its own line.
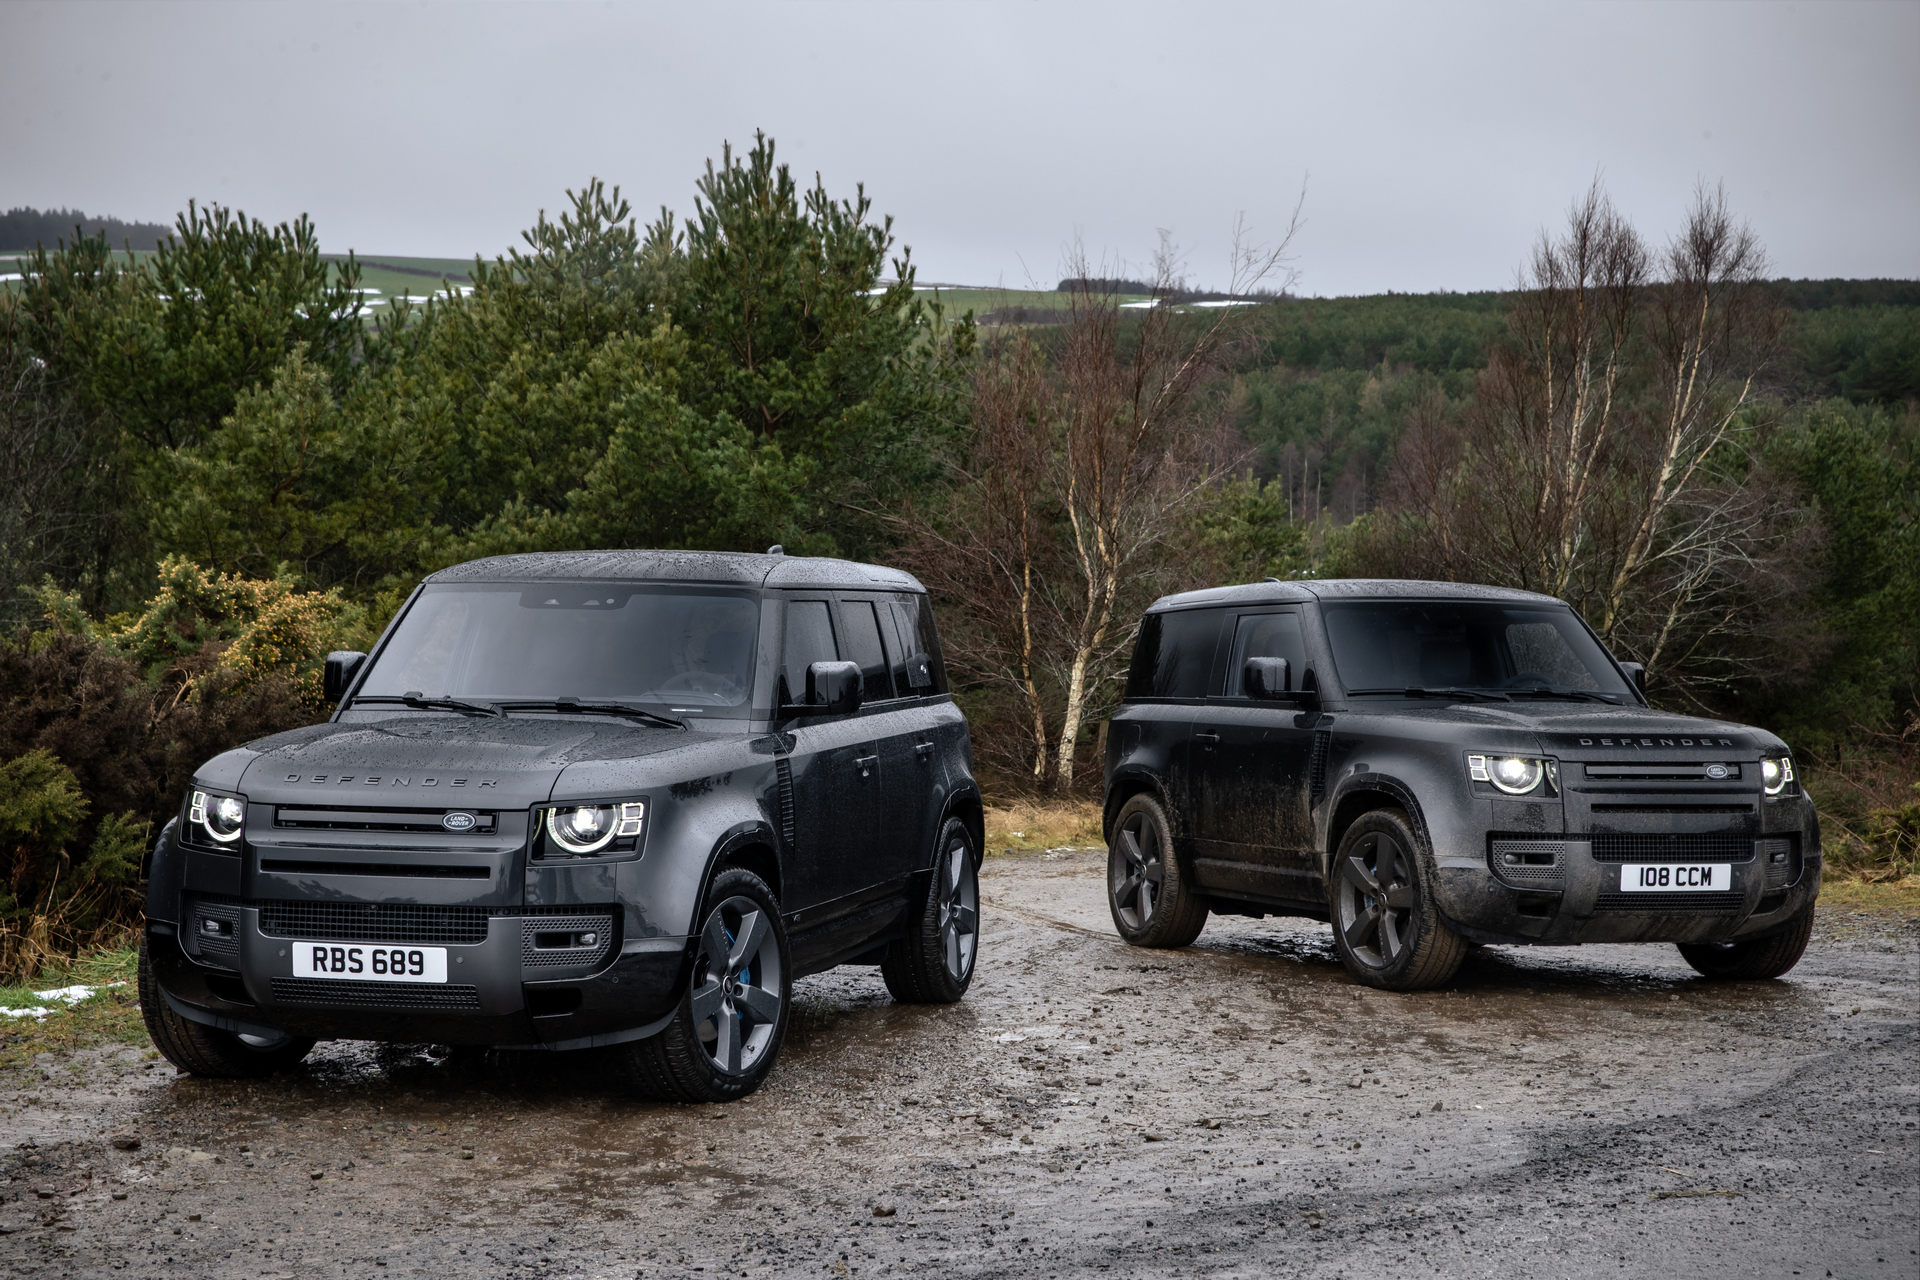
left=766, top=544, right=785, bottom=556
left=1265, top=576, right=1282, bottom=583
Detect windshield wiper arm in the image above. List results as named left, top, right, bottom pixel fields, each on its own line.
left=354, top=692, right=505, bottom=718
left=1347, top=686, right=1512, bottom=703
left=498, top=698, right=688, bottom=731
left=1507, top=686, right=1622, bottom=704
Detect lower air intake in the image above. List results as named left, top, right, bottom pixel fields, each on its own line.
left=269, top=978, right=482, bottom=1009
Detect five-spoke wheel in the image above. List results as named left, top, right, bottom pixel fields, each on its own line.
left=885, top=818, right=980, bottom=1003
left=1327, top=807, right=1466, bottom=991
left=1106, top=793, right=1208, bottom=948
left=690, top=895, right=784, bottom=1077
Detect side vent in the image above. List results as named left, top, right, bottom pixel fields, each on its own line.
left=1308, top=729, right=1331, bottom=806
left=774, top=756, right=796, bottom=849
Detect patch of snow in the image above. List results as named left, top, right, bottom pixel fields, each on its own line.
left=0, top=1006, right=52, bottom=1020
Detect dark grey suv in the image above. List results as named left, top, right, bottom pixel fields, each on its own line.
left=1103, top=580, right=1820, bottom=990
left=141, top=550, right=983, bottom=1101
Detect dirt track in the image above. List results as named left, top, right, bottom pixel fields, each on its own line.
left=3, top=848, right=1916, bottom=1278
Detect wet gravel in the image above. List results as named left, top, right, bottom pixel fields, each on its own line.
left=2, top=848, right=1916, bottom=1278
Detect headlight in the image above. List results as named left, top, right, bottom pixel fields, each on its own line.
left=1761, top=756, right=1795, bottom=796
left=190, top=789, right=245, bottom=844
left=543, top=801, right=645, bottom=855
left=1467, top=754, right=1554, bottom=796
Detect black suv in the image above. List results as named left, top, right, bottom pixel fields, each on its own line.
left=141, top=550, right=984, bottom=1101
left=1103, top=580, right=1820, bottom=990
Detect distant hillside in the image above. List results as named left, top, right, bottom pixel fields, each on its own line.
left=0, top=206, right=172, bottom=251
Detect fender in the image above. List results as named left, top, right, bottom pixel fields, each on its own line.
left=1319, top=771, right=1432, bottom=877
left=934, top=783, right=986, bottom=868
left=1103, top=764, right=1175, bottom=844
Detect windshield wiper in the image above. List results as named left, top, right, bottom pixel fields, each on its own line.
left=354, top=691, right=505, bottom=718
left=1347, top=686, right=1512, bottom=703
left=1506, top=686, right=1622, bottom=704
left=498, top=698, right=688, bottom=731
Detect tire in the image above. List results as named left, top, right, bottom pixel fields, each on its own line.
left=1326, top=807, right=1467, bottom=992
left=883, top=818, right=980, bottom=1004
left=1677, top=907, right=1815, bottom=980
left=137, top=941, right=315, bottom=1078
left=1107, top=792, right=1209, bottom=949
left=618, top=868, right=791, bottom=1103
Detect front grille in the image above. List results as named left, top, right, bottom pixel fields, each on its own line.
left=260, top=901, right=495, bottom=944
left=1582, top=762, right=1742, bottom=782
left=1590, top=833, right=1754, bottom=863
left=1593, top=891, right=1745, bottom=914
left=520, top=913, right=618, bottom=969
left=1489, top=839, right=1567, bottom=886
left=269, top=977, right=481, bottom=1009
left=274, top=806, right=499, bottom=834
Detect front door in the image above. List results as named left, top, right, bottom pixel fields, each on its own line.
left=1188, top=610, right=1319, bottom=904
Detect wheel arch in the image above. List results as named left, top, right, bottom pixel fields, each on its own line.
left=702, top=822, right=784, bottom=906
left=939, top=786, right=986, bottom=868
left=1103, top=768, right=1172, bottom=846
left=1323, top=778, right=1431, bottom=875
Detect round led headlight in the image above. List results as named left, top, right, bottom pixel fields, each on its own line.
left=1487, top=756, right=1544, bottom=795
left=190, top=790, right=245, bottom=844
left=547, top=805, right=617, bottom=854
left=1761, top=756, right=1794, bottom=797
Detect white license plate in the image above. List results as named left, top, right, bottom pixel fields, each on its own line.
left=290, top=941, right=447, bottom=983
left=1617, top=863, right=1731, bottom=892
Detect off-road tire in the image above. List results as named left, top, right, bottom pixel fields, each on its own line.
left=619, top=868, right=790, bottom=1104
left=883, top=818, right=980, bottom=1004
left=1327, top=807, right=1467, bottom=992
left=1107, top=792, right=1209, bottom=949
left=1677, top=907, right=1815, bottom=980
left=137, top=941, right=314, bottom=1077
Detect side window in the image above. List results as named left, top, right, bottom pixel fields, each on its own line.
left=1127, top=608, right=1223, bottom=700
left=780, top=600, right=837, bottom=706
left=839, top=598, right=895, bottom=703
left=1223, top=611, right=1306, bottom=697
left=885, top=595, right=943, bottom=695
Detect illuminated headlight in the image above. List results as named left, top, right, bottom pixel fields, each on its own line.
left=1467, top=754, right=1554, bottom=796
left=544, top=801, right=645, bottom=855
left=1761, top=756, right=1795, bottom=797
left=189, top=789, right=245, bottom=844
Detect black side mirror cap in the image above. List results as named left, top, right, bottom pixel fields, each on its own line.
left=1244, top=656, right=1291, bottom=699
left=324, top=651, right=368, bottom=703
left=1618, top=661, right=1647, bottom=696
left=796, top=660, right=862, bottom=716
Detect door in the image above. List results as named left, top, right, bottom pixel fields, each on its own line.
left=835, top=594, right=923, bottom=892
left=778, top=599, right=886, bottom=915
left=1189, top=610, right=1319, bottom=903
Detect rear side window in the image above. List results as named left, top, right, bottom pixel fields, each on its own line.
left=1223, top=611, right=1306, bottom=697
left=839, top=598, right=895, bottom=703
left=1125, top=609, right=1224, bottom=700
left=781, top=600, right=837, bottom=706
left=887, top=594, right=948, bottom=695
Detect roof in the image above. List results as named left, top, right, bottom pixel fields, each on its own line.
left=425, top=550, right=924, bottom=592
left=1148, top=578, right=1567, bottom=612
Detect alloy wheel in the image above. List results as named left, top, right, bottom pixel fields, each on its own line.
left=689, top=895, right=783, bottom=1076
left=1110, top=811, right=1166, bottom=930
left=1336, top=831, right=1418, bottom=967
left=937, top=838, right=979, bottom=982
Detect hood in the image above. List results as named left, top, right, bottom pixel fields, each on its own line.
left=227, top=713, right=703, bottom=809
left=1348, top=700, right=1780, bottom=758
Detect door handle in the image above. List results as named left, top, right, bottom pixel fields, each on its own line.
left=1195, top=731, right=1221, bottom=747
left=914, top=741, right=935, bottom=761
left=855, top=754, right=879, bottom=779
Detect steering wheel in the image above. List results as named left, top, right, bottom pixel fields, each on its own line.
left=1500, top=671, right=1556, bottom=689
left=653, top=671, right=744, bottom=703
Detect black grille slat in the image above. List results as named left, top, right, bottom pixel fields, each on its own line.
left=1308, top=729, right=1331, bottom=805
left=274, top=806, right=497, bottom=834
left=260, top=901, right=493, bottom=944
left=1593, top=891, right=1745, bottom=914
left=775, top=756, right=797, bottom=848
left=270, top=978, right=481, bottom=1009
left=1590, top=834, right=1754, bottom=863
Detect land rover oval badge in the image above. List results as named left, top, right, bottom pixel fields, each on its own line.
left=1706, top=764, right=1729, bottom=780
left=443, top=811, right=477, bottom=831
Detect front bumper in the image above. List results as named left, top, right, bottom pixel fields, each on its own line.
left=147, top=906, right=690, bottom=1049
left=1434, top=838, right=1822, bottom=946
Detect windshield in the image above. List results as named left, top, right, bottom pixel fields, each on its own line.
left=357, top=583, right=761, bottom=717
left=1322, top=600, right=1633, bottom=699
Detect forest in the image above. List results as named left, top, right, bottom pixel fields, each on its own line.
left=1, top=138, right=1914, bottom=974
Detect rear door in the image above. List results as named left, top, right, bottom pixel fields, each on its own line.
left=1189, top=609, right=1319, bottom=903
left=834, top=593, right=923, bottom=892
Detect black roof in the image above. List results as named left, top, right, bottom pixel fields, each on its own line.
left=425, top=550, right=923, bottom=593
left=1148, top=578, right=1566, bottom=612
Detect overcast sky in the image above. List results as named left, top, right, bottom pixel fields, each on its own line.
left=6, top=0, right=1916, bottom=295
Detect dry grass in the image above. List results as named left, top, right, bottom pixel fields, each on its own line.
left=0, top=945, right=148, bottom=1074
left=1814, top=876, right=1920, bottom=918
left=983, top=797, right=1105, bottom=854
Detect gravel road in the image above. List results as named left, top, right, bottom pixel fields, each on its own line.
left=3, top=848, right=1915, bottom=1279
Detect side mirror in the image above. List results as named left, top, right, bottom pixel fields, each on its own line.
left=1618, top=661, right=1647, bottom=697
left=801, top=660, right=862, bottom=716
left=324, top=651, right=367, bottom=702
left=1243, top=656, right=1291, bottom=700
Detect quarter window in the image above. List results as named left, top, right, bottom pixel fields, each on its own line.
left=1126, top=609, right=1225, bottom=700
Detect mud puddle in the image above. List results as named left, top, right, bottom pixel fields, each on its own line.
left=2, top=848, right=1915, bottom=1278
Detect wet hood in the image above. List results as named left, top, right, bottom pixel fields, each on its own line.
left=223, top=713, right=705, bottom=808
left=1348, top=700, right=1782, bottom=758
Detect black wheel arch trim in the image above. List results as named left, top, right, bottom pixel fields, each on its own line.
left=1103, top=767, right=1174, bottom=845
left=1321, top=774, right=1432, bottom=877
left=937, top=785, right=986, bottom=869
